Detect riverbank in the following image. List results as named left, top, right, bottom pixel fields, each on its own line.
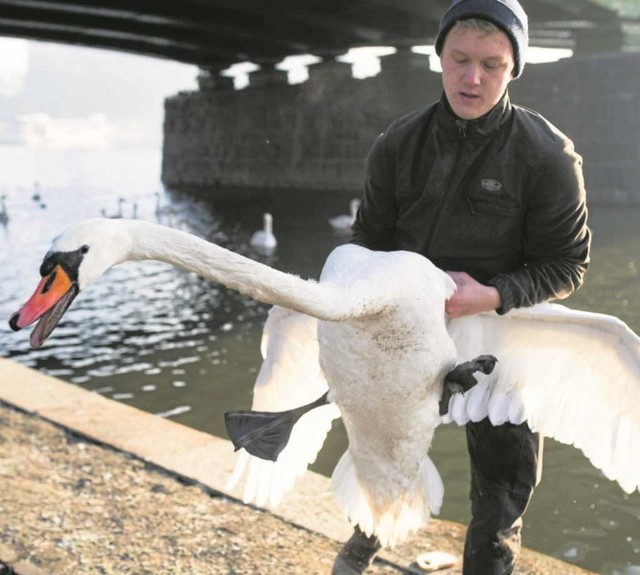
left=0, top=358, right=595, bottom=574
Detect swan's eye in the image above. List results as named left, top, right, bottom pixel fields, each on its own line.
left=80, top=245, right=89, bottom=254
left=42, top=270, right=57, bottom=294
left=40, top=255, right=57, bottom=277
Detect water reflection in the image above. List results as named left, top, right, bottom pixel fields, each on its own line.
left=0, top=176, right=639, bottom=574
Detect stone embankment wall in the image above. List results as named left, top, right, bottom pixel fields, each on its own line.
left=162, top=51, right=640, bottom=204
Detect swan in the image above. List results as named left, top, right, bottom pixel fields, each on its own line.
left=329, top=198, right=360, bottom=232
left=100, top=197, right=126, bottom=219
left=8, top=218, right=640, bottom=549
left=0, top=194, right=8, bottom=224
left=32, top=181, right=41, bottom=202
left=250, top=212, right=277, bottom=252
left=154, top=191, right=172, bottom=219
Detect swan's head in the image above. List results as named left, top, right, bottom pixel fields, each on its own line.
left=8, top=219, right=132, bottom=348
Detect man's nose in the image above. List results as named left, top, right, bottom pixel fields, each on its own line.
left=463, top=64, right=481, bottom=85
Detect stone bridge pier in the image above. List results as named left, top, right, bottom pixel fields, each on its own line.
left=162, top=50, right=640, bottom=205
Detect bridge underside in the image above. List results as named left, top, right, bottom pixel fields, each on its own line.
left=0, top=0, right=630, bottom=72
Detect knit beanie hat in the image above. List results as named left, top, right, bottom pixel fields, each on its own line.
left=435, top=0, right=529, bottom=78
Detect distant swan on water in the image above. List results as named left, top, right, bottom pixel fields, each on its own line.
left=0, top=194, right=8, bottom=224
left=32, top=182, right=41, bottom=202
left=100, top=197, right=126, bottom=219
left=155, top=191, right=172, bottom=219
left=329, top=198, right=360, bottom=232
left=250, top=212, right=277, bottom=252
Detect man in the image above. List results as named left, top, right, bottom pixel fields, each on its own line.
left=332, top=0, right=591, bottom=574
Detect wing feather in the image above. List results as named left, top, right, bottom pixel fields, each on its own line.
left=226, top=306, right=340, bottom=507
left=466, top=379, right=492, bottom=422
left=446, top=302, right=640, bottom=494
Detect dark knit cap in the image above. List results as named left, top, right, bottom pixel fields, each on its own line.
left=435, top=0, right=529, bottom=78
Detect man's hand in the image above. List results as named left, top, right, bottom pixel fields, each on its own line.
left=445, top=271, right=501, bottom=318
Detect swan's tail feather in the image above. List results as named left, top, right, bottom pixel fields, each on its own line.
left=421, top=455, right=444, bottom=515
left=332, top=452, right=375, bottom=536
left=332, top=452, right=444, bottom=548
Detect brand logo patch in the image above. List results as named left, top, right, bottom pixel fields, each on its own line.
left=481, top=178, right=502, bottom=192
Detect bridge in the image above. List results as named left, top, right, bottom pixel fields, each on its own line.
left=0, top=0, right=630, bottom=74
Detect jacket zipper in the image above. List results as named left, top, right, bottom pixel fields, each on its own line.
left=455, top=119, right=467, bottom=138
left=424, top=120, right=467, bottom=256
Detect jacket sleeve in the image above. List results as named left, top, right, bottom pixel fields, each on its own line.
left=350, top=131, right=399, bottom=251
left=487, top=140, right=591, bottom=314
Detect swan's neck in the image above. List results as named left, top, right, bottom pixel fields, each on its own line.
left=121, top=220, right=345, bottom=321
left=263, top=213, right=273, bottom=234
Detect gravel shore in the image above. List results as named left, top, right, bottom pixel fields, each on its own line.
left=0, top=402, right=375, bottom=575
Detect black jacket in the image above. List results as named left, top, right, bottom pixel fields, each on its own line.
left=351, top=91, right=591, bottom=314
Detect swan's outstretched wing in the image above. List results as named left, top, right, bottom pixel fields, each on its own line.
left=444, top=303, right=640, bottom=494
left=226, top=306, right=340, bottom=507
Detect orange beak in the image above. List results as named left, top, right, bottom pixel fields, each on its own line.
left=10, top=264, right=73, bottom=329
left=9, top=263, right=80, bottom=349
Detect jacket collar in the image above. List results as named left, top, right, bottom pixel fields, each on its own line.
left=437, top=90, right=512, bottom=138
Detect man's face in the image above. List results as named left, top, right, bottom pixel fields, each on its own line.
left=440, top=24, right=515, bottom=120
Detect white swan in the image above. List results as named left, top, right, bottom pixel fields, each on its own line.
left=8, top=218, right=640, bottom=548
left=328, top=198, right=360, bottom=232
left=100, top=197, right=126, bottom=219
left=154, top=191, right=172, bottom=220
left=250, top=212, right=277, bottom=252
left=0, top=194, right=8, bottom=224
left=32, top=181, right=41, bottom=202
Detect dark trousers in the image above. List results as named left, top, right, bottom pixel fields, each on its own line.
left=463, top=418, right=543, bottom=575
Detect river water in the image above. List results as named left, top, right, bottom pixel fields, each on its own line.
left=0, top=146, right=639, bottom=574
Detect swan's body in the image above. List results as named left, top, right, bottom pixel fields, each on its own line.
left=250, top=212, right=277, bottom=252
left=9, top=218, right=640, bottom=548
left=329, top=198, right=361, bottom=232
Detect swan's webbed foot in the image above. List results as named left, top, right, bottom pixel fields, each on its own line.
left=224, top=391, right=330, bottom=461
left=439, top=355, right=498, bottom=416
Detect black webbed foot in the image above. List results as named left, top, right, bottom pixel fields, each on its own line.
left=439, top=355, right=498, bottom=416
left=224, top=391, right=330, bottom=461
